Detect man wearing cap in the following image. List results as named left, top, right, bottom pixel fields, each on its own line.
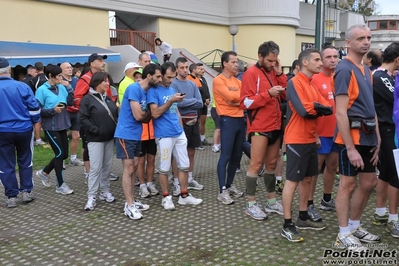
left=118, top=62, right=140, bottom=105
left=0, top=57, right=41, bottom=208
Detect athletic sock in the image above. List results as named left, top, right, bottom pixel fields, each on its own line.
left=267, top=198, right=276, bottom=206
left=180, top=189, right=188, bottom=198
left=388, top=213, right=398, bottom=222
left=71, top=154, right=77, bottom=161
left=200, top=135, right=205, bottom=141
left=188, top=172, right=193, bottom=183
left=339, top=226, right=351, bottom=237
left=247, top=201, right=256, bottom=208
left=284, top=219, right=293, bottom=228
left=140, top=184, right=146, bottom=188
left=348, top=219, right=360, bottom=231
left=146, top=182, right=153, bottom=187
left=307, top=200, right=314, bottom=207
left=275, top=176, right=282, bottom=182
left=299, top=211, right=308, bottom=221
left=323, top=193, right=332, bottom=202
left=375, top=207, right=387, bottom=216
left=173, top=178, right=179, bottom=186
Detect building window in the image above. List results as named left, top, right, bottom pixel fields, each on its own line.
left=379, top=21, right=388, bottom=30
left=369, top=21, right=377, bottom=30
left=389, top=20, right=397, bottom=30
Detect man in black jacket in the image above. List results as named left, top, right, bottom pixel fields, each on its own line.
left=372, top=41, right=399, bottom=238
left=196, top=63, right=211, bottom=146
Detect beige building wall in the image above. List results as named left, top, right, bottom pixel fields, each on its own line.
left=2, top=0, right=110, bottom=48
left=158, top=18, right=231, bottom=57
left=295, top=35, right=316, bottom=59
left=235, top=25, right=297, bottom=68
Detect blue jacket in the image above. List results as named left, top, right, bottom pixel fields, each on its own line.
left=0, top=76, right=40, bottom=132
left=35, top=82, right=73, bottom=131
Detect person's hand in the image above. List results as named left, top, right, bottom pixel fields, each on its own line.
left=273, top=59, right=283, bottom=75
left=60, top=80, right=70, bottom=87
left=347, top=147, right=364, bottom=170
left=268, top=86, right=285, bottom=97
left=316, top=136, right=321, bottom=149
left=370, top=144, right=380, bottom=166
left=171, top=93, right=185, bottom=102
left=54, top=103, right=65, bottom=113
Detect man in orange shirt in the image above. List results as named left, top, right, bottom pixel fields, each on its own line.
left=307, top=46, right=339, bottom=223
left=240, top=41, right=287, bottom=220
left=281, top=49, right=332, bottom=242
left=213, top=51, right=245, bottom=205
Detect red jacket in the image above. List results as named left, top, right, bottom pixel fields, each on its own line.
left=73, top=71, right=116, bottom=111
left=240, top=64, right=287, bottom=133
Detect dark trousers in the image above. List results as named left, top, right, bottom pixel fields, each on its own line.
left=217, top=116, right=245, bottom=191
left=44, top=130, right=69, bottom=187
left=0, top=130, right=34, bottom=198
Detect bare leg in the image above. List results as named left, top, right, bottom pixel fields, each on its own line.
left=158, top=173, right=169, bottom=194
left=146, top=154, right=155, bottom=182
left=298, top=177, right=311, bottom=211
left=336, top=175, right=357, bottom=227
left=349, top=172, right=377, bottom=220
left=375, top=179, right=388, bottom=208
left=282, top=180, right=298, bottom=219
left=70, top=130, right=80, bottom=157
left=188, top=147, right=195, bottom=173
left=121, top=158, right=139, bottom=205
left=137, top=156, right=146, bottom=184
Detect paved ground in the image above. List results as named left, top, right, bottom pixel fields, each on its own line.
left=0, top=144, right=398, bottom=266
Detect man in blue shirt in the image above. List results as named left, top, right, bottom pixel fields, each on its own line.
left=115, top=64, right=162, bottom=220
left=0, top=57, right=41, bottom=208
left=148, top=62, right=203, bottom=210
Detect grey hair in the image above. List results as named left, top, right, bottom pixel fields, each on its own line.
left=345, top=24, right=369, bottom=40
left=0, top=66, right=11, bottom=75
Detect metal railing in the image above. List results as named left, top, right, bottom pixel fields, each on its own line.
left=109, top=29, right=156, bottom=52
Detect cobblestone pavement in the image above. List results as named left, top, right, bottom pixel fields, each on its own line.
left=0, top=144, right=398, bottom=266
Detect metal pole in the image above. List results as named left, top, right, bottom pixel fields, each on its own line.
left=315, top=0, right=322, bottom=50
left=232, top=35, right=235, bottom=52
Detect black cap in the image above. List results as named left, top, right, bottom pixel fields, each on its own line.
left=88, top=53, right=107, bottom=63
left=0, top=57, right=10, bottom=68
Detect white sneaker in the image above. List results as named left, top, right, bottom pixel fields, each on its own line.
left=134, top=199, right=150, bottom=211
left=36, top=170, right=51, bottom=187
left=34, top=139, right=47, bottom=146
left=173, top=183, right=181, bottom=197
left=124, top=202, right=142, bottom=220
left=351, top=226, right=381, bottom=243
left=178, top=193, right=203, bottom=205
left=162, top=195, right=175, bottom=210
left=147, top=183, right=159, bottom=196
left=228, top=184, right=244, bottom=198
left=55, top=183, right=74, bottom=195
left=139, top=185, right=150, bottom=198
left=69, top=158, right=84, bottom=166
left=212, top=145, right=220, bottom=153
left=84, top=196, right=96, bottom=211
left=99, top=192, right=115, bottom=202
left=188, top=180, right=204, bottom=190
left=218, top=189, right=234, bottom=205
left=335, top=233, right=368, bottom=252
left=135, top=176, right=140, bottom=186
